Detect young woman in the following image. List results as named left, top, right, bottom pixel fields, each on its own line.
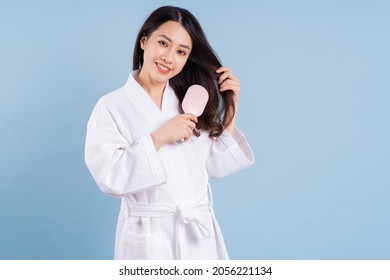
left=85, top=6, right=254, bottom=259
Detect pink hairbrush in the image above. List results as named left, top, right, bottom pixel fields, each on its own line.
left=182, top=85, right=209, bottom=116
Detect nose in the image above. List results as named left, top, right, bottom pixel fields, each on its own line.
left=161, top=56, right=171, bottom=64
left=162, top=48, right=175, bottom=64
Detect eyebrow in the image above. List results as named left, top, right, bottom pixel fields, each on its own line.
left=158, top=34, right=191, bottom=50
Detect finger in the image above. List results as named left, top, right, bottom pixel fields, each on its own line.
left=219, top=71, right=239, bottom=85
left=182, top=113, right=198, bottom=123
left=216, top=66, right=231, bottom=74
left=220, top=80, right=240, bottom=93
left=218, top=72, right=231, bottom=84
left=182, top=128, right=193, bottom=142
left=216, top=67, right=235, bottom=82
left=186, top=126, right=194, bottom=137
left=220, top=77, right=238, bottom=87
left=189, top=120, right=197, bottom=130
left=183, top=119, right=196, bottom=130
left=220, top=86, right=240, bottom=94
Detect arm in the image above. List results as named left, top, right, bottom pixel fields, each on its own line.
left=205, top=67, right=254, bottom=178
left=206, top=127, right=254, bottom=178
left=85, top=103, right=167, bottom=197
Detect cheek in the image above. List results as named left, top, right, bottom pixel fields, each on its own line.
left=143, top=46, right=161, bottom=61
left=175, top=57, right=189, bottom=72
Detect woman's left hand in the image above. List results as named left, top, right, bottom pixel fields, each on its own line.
left=216, top=66, right=240, bottom=136
left=216, top=66, right=240, bottom=104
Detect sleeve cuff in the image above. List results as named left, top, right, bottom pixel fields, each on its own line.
left=219, top=127, right=255, bottom=168
left=138, top=134, right=167, bottom=187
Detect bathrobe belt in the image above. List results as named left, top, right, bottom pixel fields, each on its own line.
left=125, top=200, right=213, bottom=259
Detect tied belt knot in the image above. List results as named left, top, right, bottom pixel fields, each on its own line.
left=175, top=204, right=211, bottom=240
left=125, top=200, right=213, bottom=259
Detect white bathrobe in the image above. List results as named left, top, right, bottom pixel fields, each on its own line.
left=85, top=71, right=254, bottom=259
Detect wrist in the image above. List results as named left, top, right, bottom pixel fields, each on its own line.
left=151, top=131, right=165, bottom=151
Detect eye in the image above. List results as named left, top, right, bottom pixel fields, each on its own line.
left=178, top=50, right=187, bottom=56
left=158, top=40, right=168, bottom=47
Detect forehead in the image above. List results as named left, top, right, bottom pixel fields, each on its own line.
left=151, top=21, right=192, bottom=47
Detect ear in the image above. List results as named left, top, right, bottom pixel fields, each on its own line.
left=140, top=36, right=147, bottom=50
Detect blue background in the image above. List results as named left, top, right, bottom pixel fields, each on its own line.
left=1, top=0, right=389, bottom=259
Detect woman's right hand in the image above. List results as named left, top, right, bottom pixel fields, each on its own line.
left=151, top=113, right=198, bottom=150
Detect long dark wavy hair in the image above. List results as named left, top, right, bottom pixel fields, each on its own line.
left=133, top=6, right=235, bottom=138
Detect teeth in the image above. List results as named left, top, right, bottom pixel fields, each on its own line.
left=157, top=63, right=169, bottom=71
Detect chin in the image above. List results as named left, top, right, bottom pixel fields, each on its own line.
left=155, top=72, right=177, bottom=82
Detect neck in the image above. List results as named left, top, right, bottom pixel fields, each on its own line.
left=136, top=69, right=166, bottom=98
left=135, top=70, right=166, bottom=110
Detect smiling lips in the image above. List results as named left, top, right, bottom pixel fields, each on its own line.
left=156, top=62, right=171, bottom=74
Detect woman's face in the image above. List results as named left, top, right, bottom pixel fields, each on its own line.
left=139, top=21, right=192, bottom=85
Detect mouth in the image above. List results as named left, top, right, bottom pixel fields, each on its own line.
left=156, top=62, right=171, bottom=74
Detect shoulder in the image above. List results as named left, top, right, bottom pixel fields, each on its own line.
left=95, top=71, right=139, bottom=108
left=95, top=86, right=127, bottom=108
left=87, top=87, right=125, bottom=124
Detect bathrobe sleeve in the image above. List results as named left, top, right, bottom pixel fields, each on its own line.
left=206, top=127, right=254, bottom=178
left=85, top=101, right=167, bottom=197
